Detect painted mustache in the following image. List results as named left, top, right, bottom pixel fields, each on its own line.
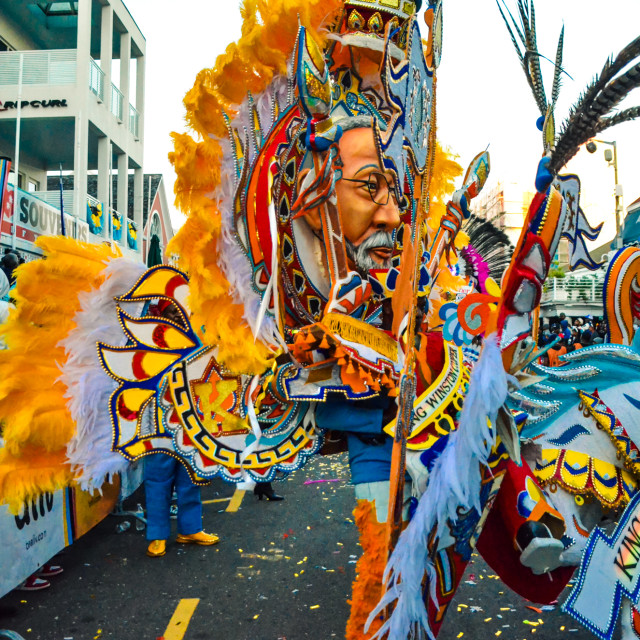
left=346, top=230, right=395, bottom=273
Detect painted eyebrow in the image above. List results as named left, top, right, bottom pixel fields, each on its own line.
left=353, top=163, right=380, bottom=177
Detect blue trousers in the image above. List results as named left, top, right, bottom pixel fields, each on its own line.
left=144, top=454, right=203, bottom=541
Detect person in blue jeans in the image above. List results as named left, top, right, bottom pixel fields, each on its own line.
left=144, top=453, right=219, bottom=557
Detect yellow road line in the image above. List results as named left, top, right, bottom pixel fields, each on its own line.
left=201, top=497, right=232, bottom=505
left=163, top=598, right=199, bottom=640
left=226, top=488, right=246, bottom=513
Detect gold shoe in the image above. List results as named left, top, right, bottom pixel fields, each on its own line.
left=176, top=531, right=219, bottom=546
left=146, top=539, right=167, bottom=557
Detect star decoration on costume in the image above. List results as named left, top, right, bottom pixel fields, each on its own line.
left=189, top=354, right=249, bottom=438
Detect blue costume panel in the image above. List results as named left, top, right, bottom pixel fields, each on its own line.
left=315, top=395, right=395, bottom=485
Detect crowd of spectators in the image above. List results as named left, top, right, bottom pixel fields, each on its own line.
left=537, top=313, right=608, bottom=366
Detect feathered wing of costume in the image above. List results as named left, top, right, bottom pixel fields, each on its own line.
left=0, top=238, right=144, bottom=510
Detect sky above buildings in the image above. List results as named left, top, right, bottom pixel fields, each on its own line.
left=124, top=0, right=640, bottom=245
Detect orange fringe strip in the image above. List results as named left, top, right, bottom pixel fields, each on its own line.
left=346, top=499, right=388, bottom=640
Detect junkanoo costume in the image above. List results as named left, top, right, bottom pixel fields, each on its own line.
left=1, top=1, right=640, bottom=638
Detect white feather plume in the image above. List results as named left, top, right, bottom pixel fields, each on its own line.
left=367, top=335, right=513, bottom=639
left=61, top=257, right=147, bottom=493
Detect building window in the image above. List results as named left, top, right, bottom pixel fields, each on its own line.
left=27, top=180, right=40, bottom=193
left=37, top=2, right=79, bottom=16
left=8, top=172, right=24, bottom=190
left=0, top=37, right=14, bottom=52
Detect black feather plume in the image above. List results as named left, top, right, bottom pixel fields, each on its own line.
left=597, top=105, right=640, bottom=132
left=576, top=35, right=640, bottom=117
left=498, top=2, right=640, bottom=176
left=461, top=215, right=514, bottom=286
left=525, top=0, right=548, bottom=114
left=496, top=0, right=548, bottom=115
left=551, top=55, right=640, bottom=173
left=551, top=25, right=564, bottom=105
left=496, top=0, right=524, bottom=62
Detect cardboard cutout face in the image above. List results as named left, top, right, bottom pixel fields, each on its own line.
left=302, top=127, right=401, bottom=274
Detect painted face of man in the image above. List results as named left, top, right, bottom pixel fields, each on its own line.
left=335, top=127, right=402, bottom=271
left=301, top=127, right=402, bottom=273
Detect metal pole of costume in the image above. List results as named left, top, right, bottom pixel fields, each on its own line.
left=385, top=168, right=425, bottom=554
left=612, top=141, right=621, bottom=244
left=382, top=7, right=442, bottom=559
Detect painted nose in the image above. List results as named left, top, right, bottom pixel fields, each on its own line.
left=374, top=198, right=401, bottom=231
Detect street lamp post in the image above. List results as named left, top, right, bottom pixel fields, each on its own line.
left=586, top=139, right=624, bottom=248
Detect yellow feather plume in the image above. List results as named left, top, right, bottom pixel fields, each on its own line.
left=0, top=237, right=119, bottom=510
left=428, top=141, right=463, bottom=233
left=0, top=447, right=73, bottom=514
left=182, top=0, right=343, bottom=138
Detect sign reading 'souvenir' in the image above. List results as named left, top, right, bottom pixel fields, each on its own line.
left=0, top=185, right=89, bottom=245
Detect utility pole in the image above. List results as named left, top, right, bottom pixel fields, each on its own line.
left=12, top=53, right=23, bottom=250
left=586, top=139, right=624, bottom=248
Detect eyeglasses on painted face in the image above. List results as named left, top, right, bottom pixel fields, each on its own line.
left=341, top=171, right=405, bottom=209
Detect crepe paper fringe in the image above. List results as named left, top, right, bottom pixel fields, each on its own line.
left=346, top=499, right=389, bottom=640
left=367, top=335, right=513, bottom=639
left=0, top=237, right=121, bottom=510
left=61, top=258, right=147, bottom=493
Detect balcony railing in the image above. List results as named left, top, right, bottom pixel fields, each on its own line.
left=541, top=276, right=605, bottom=305
left=0, top=49, right=77, bottom=85
left=129, top=104, right=139, bottom=138
left=89, top=58, right=105, bottom=101
left=111, top=84, right=124, bottom=121
left=31, top=189, right=76, bottom=215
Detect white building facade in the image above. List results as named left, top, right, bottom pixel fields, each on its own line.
left=0, top=0, right=145, bottom=259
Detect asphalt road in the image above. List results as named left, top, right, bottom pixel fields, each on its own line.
left=0, top=454, right=607, bottom=640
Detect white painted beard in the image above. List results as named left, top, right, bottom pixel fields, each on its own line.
left=345, top=230, right=395, bottom=273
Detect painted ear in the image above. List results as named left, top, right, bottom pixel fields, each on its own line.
left=295, top=168, right=322, bottom=231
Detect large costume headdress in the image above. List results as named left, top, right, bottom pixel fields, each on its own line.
left=170, top=0, right=432, bottom=360
left=152, top=0, right=446, bottom=482
left=4, top=2, right=640, bottom=639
